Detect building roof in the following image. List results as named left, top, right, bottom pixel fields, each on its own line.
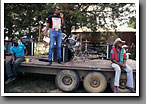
left=71, top=26, right=136, bottom=33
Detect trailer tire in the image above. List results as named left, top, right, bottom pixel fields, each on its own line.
left=83, top=71, right=107, bottom=93
left=55, top=70, right=80, bottom=92
left=110, top=73, right=136, bottom=93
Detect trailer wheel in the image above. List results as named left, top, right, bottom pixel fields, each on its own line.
left=110, top=73, right=135, bottom=93
left=83, top=72, right=107, bottom=93
left=55, top=70, right=80, bottom=92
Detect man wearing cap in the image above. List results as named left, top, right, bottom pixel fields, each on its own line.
left=44, top=6, right=65, bottom=65
left=110, top=38, right=136, bottom=93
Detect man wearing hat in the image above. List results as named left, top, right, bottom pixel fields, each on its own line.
left=44, top=6, right=65, bottom=65
left=110, top=38, right=136, bottom=93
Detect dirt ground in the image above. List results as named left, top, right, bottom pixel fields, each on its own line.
left=4, top=73, right=113, bottom=93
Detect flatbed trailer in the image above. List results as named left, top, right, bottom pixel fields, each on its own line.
left=15, top=55, right=136, bottom=93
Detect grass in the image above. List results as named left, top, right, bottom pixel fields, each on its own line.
left=4, top=73, right=57, bottom=93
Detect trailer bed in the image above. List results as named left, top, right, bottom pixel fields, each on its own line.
left=20, top=56, right=136, bottom=72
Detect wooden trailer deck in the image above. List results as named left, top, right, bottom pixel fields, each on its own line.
left=19, top=56, right=136, bottom=72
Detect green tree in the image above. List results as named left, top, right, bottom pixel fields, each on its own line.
left=4, top=3, right=136, bottom=41
left=4, top=3, right=46, bottom=39
left=128, top=16, right=136, bottom=29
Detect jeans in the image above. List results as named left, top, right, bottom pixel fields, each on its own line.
left=6, top=56, right=25, bottom=78
left=48, top=29, right=62, bottom=61
left=111, top=63, right=134, bottom=88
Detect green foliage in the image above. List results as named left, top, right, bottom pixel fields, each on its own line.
left=128, top=16, right=136, bottom=29
left=129, top=45, right=136, bottom=60
left=4, top=3, right=46, bottom=39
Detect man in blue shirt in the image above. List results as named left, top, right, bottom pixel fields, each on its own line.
left=5, top=37, right=27, bottom=84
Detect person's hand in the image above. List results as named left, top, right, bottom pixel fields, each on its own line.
left=44, top=33, right=49, bottom=37
left=123, top=64, right=126, bottom=68
left=12, top=60, right=15, bottom=64
left=121, top=64, right=126, bottom=68
left=60, top=13, right=64, bottom=18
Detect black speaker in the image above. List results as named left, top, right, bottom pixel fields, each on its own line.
left=53, top=45, right=74, bottom=62
left=23, top=43, right=33, bottom=56
left=21, top=37, right=34, bottom=56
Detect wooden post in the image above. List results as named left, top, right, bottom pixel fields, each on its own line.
left=38, top=21, right=41, bottom=58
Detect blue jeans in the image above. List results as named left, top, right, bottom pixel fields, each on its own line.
left=48, top=29, right=62, bottom=61
left=6, top=56, right=25, bottom=78
left=111, top=63, right=134, bottom=88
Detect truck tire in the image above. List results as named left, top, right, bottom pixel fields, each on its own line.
left=55, top=70, right=80, bottom=92
left=83, top=71, right=107, bottom=93
left=110, top=73, right=136, bottom=93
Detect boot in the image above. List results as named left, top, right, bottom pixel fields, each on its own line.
left=113, top=86, right=118, bottom=93
left=5, top=76, right=16, bottom=85
left=113, top=87, right=118, bottom=93
left=58, top=58, right=64, bottom=64
left=47, top=60, right=52, bottom=66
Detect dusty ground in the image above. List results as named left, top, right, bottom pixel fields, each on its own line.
left=4, top=72, right=113, bottom=93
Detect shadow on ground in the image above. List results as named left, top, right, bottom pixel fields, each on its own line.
left=4, top=73, right=113, bottom=93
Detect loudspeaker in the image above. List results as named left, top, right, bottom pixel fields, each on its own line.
left=53, top=45, right=74, bottom=62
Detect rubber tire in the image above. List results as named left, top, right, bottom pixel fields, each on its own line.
left=55, top=70, right=80, bottom=92
left=83, top=71, right=107, bottom=93
left=110, top=73, right=136, bottom=93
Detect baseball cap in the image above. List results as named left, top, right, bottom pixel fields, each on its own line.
left=53, top=6, right=61, bottom=11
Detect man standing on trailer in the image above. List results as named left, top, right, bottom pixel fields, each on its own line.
left=44, top=6, right=65, bottom=65
left=110, top=38, right=136, bottom=93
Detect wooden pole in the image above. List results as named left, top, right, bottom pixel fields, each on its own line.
left=38, top=21, right=41, bottom=58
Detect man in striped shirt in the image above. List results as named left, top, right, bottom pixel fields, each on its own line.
left=110, top=38, right=136, bottom=93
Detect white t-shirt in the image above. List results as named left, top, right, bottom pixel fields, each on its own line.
left=52, top=17, right=61, bottom=29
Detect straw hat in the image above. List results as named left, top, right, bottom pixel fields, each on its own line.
left=113, top=38, right=125, bottom=46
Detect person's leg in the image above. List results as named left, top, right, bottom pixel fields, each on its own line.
left=6, top=58, right=13, bottom=78
left=4, top=61, right=7, bottom=81
left=56, top=30, right=62, bottom=60
left=12, top=57, right=25, bottom=77
left=123, top=64, right=134, bottom=88
left=48, top=29, right=56, bottom=61
left=123, top=64, right=136, bottom=92
left=5, top=58, right=16, bottom=84
left=111, top=63, right=121, bottom=87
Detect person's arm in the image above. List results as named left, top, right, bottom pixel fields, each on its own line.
left=44, top=23, right=49, bottom=37
left=12, top=53, right=15, bottom=64
left=60, top=13, right=65, bottom=26
left=122, top=60, right=126, bottom=68
left=10, top=47, right=15, bottom=64
left=112, top=59, right=125, bottom=67
left=24, top=48, right=27, bottom=56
